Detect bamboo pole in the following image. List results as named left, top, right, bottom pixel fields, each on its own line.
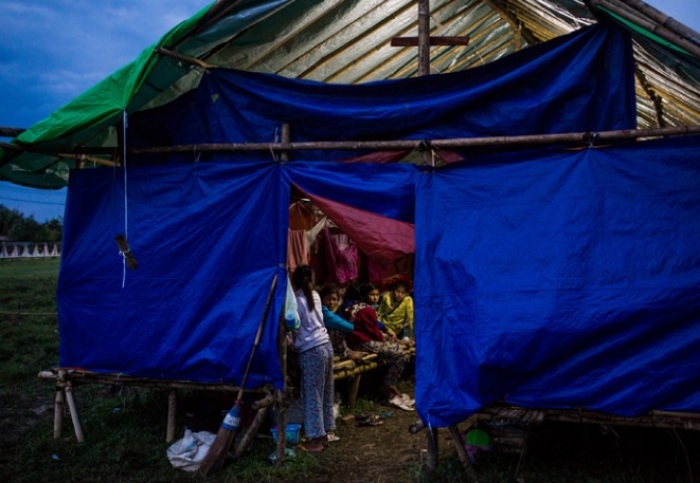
left=617, top=0, right=700, bottom=47
left=128, top=125, right=700, bottom=156
left=347, top=375, right=362, bottom=408
left=418, top=0, right=431, bottom=76
left=155, top=47, right=216, bottom=70
left=280, top=123, right=291, bottom=162
left=275, top=309, right=288, bottom=465
left=448, top=425, right=478, bottom=482
left=166, top=390, right=177, bottom=443
left=274, top=389, right=287, bottom=465
left=0, top=127, right=26, bottom=138
left=426, top=427, right=438, bottom=471
left=251, top=392, right=275, bottom=411
left=5, top=127, right=700, bottom=164
left=38, top=368, right=263, bottom=394
left=54, top=388, right=65, bottom=439
left=0, top=142, right=120, bottom=167
left=589, top=0, right=700, bottom=59
left=233, top=406, right=269, bottom=459
left=64, top=381, right=84, bottom=443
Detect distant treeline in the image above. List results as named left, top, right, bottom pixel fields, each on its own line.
left=0, top=204, right=62, bottom=242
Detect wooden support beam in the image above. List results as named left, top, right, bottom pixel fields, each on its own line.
left=448, top=425, right=478, bottom=481
left=129, top=126, right=700, bottom=156
left=53, top=388, right=64, bottom=439
left=64, top=381, right=84, bottom=443
left=391, top=36, right=470, bottom=47
left=280, top=123, right=291, bottom=162
left=166, top=390, right=177, bottom=443
left=155, top=47, right=216, bottom=69
left=588, top=0, right=700, bottom=59
left=426, top=426, right=439, bottom=471
left=0, top=127, right=26, bottom=138
left=418, top=0, right=431, bottom=76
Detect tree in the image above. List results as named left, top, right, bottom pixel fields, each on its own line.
left=0, top=204, right=62, bottom=242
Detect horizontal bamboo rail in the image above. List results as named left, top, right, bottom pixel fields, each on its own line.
left=469, top=403, right=700, bottom=430
left=129, top=126, right=700, bottom=155
left=38, top=369, right=263, bottom=394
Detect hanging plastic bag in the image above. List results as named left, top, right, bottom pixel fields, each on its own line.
left=166, top=428, right=217, bottom=472
left=284, top=275, right=301, bottom=331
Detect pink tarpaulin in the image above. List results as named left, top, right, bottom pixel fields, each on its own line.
left=303, top=192, right=415, bottom=264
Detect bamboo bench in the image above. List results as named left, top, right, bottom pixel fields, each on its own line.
left=37, top=368, right=268, bottom=444
left=38, top=343, right=417, bottom=444
left=414, top=403, right=700, bottom=481
left=332, top=344, right=416, bottom=407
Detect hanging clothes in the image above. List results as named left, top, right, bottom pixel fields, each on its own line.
left=323, top=227, right=359, bottom=284
left=287, top=229, right=308, bottom=273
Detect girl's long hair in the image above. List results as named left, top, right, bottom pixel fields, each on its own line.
left=359, top=282, right=378, bottom=304
left=292, top=265, right=315, bottom=311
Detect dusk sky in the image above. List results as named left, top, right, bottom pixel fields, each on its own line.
left=1, top=0, right=699, bottom=222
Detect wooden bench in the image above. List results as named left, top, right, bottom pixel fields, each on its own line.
left=38, top=368, right=268, bottom=443
left=415, top=403, right=700, bottom=481
left=332, top=345, right=415, bottom=407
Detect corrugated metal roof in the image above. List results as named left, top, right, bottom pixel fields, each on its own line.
left=195, top=0, right=700, bottom=128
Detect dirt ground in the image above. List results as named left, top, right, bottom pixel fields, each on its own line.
left=303, top=397, right=439, bottom=483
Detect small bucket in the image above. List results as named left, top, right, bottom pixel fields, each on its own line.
left=270, top=423, right=301, bottom=444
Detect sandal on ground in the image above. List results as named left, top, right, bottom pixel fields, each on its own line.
left=327, top=432, right=341, bottom=443
left=388, top=394, right=415, bottom=411
left=357, top=414, right=384, bottom=427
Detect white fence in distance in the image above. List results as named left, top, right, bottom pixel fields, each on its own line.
left=0, top=242, right=61, bottom=259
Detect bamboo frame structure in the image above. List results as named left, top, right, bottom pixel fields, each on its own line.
left=588, top=0, right=700, bottom=59
left=127, top=125, right=700, bottom=156
left=38, top=368, right=267, bottom=443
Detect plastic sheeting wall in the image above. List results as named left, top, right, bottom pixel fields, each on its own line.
left=414, top=136, right=700, bottom=426
left=58, top=161, right=288, bottom=388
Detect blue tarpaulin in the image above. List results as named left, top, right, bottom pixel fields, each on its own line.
left=128, top=23, right=635, bottom=164
left=55, top=24, right=700, bottom=426
left=414, top=136, right=700, bottom=426
left=58, top=161, right=289, bottom=388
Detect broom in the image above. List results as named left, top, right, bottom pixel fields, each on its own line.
left=197, top=272, right=279, bottom=475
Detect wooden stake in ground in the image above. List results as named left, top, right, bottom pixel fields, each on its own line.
left=197, top=272, right=279, bottom=475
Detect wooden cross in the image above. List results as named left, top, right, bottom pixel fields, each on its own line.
left=390, top=0, right=470, bottom=76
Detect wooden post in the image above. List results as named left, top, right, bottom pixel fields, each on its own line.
left=64, top=381, right=84, bottom=443
left=274, top=389, right=287, bottom=465
left=347, top=374, right=362, bottom=408
left=448, top=425, right=478, bottom=481
left=280, top=123, right=291, bottom=162
left=166, top=390, right=177, bottom=443
left=233, top=406, right=269, bottom=459
left=53, top=388, right=65, bottom=439
left=275, top=311, right=288, bottom=464
left=418, top=0, right=431, bottom=76
left=426, top=426, right=438, bottom=471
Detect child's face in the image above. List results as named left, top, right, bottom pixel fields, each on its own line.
left=322, top=293, right=339, bottom=311
left=392, top=286, right=407, bottom=302
left=367, top=289, right=380, bottom=305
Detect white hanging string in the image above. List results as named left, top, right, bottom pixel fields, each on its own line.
left=121, top=109, right=129, bottom=288
left=270, top=126, right=280, bottom=162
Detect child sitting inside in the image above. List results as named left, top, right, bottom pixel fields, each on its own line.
left=345, top=283, right=410, bottom=405
left=377, top=279, right=414, bottom=343
left=319, top=284, right=365, bottom=363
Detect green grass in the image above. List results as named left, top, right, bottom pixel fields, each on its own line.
left=0, top=258, right=61, bottom=279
